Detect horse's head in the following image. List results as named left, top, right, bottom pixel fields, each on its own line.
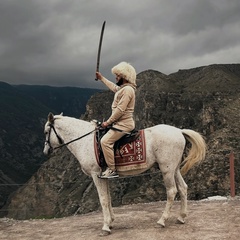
left=43, top=112, right=63, bottom=155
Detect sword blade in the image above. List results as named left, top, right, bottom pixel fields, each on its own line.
left=95, top=21, right=106, bottom=81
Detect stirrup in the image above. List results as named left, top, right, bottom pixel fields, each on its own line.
left=98, top=168, right=119, bottom=179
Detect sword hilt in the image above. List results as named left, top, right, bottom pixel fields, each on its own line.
left=95, top=69, right=99, bottom=81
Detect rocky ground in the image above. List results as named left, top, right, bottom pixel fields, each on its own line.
left=1, top=196, right=239, bottom=240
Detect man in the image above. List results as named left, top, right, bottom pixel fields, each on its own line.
left=96, top=62, right=137, bottom=178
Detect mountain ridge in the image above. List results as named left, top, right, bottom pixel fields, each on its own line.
left=1, top=63, right=240, bottom=219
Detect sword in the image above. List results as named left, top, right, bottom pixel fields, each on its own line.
left=95, top=21, right=106, bottom=81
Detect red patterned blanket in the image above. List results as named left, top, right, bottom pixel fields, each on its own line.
left=94, top=130, right=147, bottom=172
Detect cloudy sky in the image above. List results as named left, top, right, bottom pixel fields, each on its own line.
left=0, top=0, right=240, bottom=89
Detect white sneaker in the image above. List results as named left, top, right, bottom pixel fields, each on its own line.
left=99, top=168, right=119, bottom=179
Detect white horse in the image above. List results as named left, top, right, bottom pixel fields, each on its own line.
left=43, top=112, right=206, bottom=235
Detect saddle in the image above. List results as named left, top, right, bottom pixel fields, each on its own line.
left=95, top=123, right=140, bottom=168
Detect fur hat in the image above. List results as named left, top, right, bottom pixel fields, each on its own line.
left=112, top=62, right=136, bottom=86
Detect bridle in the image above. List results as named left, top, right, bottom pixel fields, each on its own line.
left=45, top=123, right=64, bottom=152
left=45, top=122, right=97, bottom=152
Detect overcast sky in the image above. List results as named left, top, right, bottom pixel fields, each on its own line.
left=0, top=0, right=240, bottom=89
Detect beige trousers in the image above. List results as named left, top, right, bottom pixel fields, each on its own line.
left=100, top=120, right=134, bottom=171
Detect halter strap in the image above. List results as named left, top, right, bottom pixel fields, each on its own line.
left=49, top=124, right=63, bottom=145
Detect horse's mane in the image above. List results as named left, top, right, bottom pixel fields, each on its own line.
left=53, top=114, right=96, bottom=128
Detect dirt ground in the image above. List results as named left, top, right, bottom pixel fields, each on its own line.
left=1, top=197, right=239, bottom=240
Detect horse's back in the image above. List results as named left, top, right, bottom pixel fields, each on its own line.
left=144, top=124, right=186, bottom=160
left=144, top=124, right=184, bottom=142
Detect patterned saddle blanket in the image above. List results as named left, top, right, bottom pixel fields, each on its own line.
left=94, top=129, right=147, bottom=172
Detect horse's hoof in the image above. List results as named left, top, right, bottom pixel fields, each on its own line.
left=177, top=216, right=185, bottom=224
left=157, top=219, right=165, bottom=227
left=99, top=230, right=111, bottom=236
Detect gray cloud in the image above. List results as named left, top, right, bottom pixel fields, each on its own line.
left=0, top=0, right=240, bottom=88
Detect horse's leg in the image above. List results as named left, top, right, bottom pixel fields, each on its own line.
left=175, top=169, right=188, bottom=224
left=157, top=171, right=177, bottom=227
left=92, top=174, right=114, bottom=235
left=107, top=181, right=115, bottom=227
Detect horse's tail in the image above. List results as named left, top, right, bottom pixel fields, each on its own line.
left=180, top=129, right=206, bottom=175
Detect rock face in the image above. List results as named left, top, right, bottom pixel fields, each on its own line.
left=4, top=149, right=99, bottom=220
left=0, top=82, right=51, bottom=211
left=4, top=64, right=240, bottom=220
left=0, top=82, right=100, bottom=213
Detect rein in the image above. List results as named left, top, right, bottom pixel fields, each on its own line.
left=55, top=129, right=96, bottom=150
left=48, top=123, right=97, bottom=150
left=53, top=125, right=132, bottom=150
left=47, top=122, right=128, bottom=151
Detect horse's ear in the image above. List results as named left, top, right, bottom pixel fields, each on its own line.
left=60, top=112, right=63, bottom=116
left=48, top=112, right=54, bottom=124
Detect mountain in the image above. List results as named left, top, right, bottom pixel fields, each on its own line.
left=0, top=82, right=100, bottom=211
left=1, top=63, right=240, bottom=220
left=14, top=85, right=101, bottom=118
left=169, top=64, right=240, bottom=92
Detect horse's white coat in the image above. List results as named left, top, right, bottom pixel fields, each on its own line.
left=43, top=114, right=206, bottom=234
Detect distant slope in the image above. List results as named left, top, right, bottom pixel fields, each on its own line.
left=14, top=85, right=101, bottom=118
left=169, top=64, right=240, bottom=92
left=0, top=82, right=53, bottom=208
left=0, top=82, right=101, bottom=210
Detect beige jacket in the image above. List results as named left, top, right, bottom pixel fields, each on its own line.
left=101, top=77, right=136, bottom=130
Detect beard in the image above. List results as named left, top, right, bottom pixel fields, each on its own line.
left=116, top=78, right=124, bottom=86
